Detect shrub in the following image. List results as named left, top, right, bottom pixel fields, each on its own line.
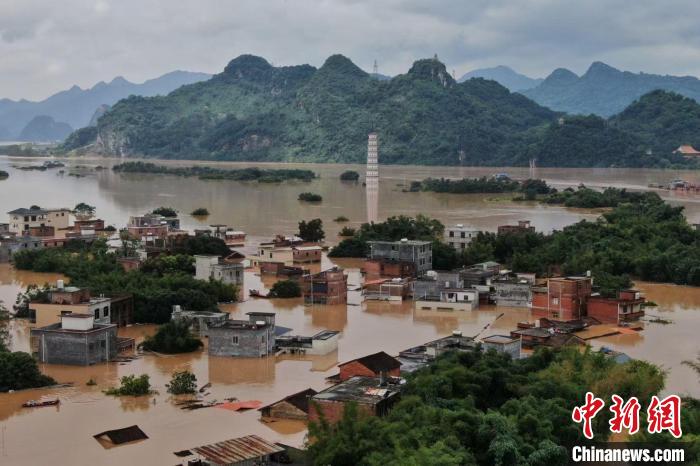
left=334, top=216, right=349, bottom=222
left=152, top=206, right=177, bottom=217
left=339, top=170, right=360, bottom=181
left=339, top=226, right=356, bottom=237
left=105, top=374, right=153, bottom=396
left=0, top=170, right=9, bottom=180
left=166, top=370, right=197, bottom=395
left=140, top=321, right=203, bottom=354
left=298, top=192, right=323, bottom=202
left=268, top=280, right=302, bottom=298
left=191, top=207, right=210, bottom=216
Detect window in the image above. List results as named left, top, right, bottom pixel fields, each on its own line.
left=94, top=309, right=99, bottom=319
left=460, top=232, right=465, bottom=238
left=100, top=340, right=106, bottom=348
left=261, top=335, right=266, bottom=343
left=103, top=306, right=109, bottom=317
left=552, top=297, right=559, bottom=305
left=231, top=336, right=239, bottom=345
left=449, top=231, right=454, bottom=237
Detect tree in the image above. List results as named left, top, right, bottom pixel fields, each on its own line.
left=166, top=370, right=197, bottom=394
left=328, top=237, right=368, bottom=257
left=0, top=302, right=9, bottom=352
left=140, top=321, right=203, bottom=353
left=175, top=235, right=231, bottom=256
left=268, top=280, right=302, bottom=298
left=339, top=170, right=360, bottom=181
left=0, top=351, right=56, bottom=392
left=73, top=202, right=96, bottom=219
left=298, top=192, right=323, bottom=202
left=298, top=218, right=325, bottom=242
left=105, top=374, right=153, bottom=396
left=431, top=240, right=458, bottom=270
left=190, top=207, right=209, bottom=216
left=152, top=206, right=177, bottom=217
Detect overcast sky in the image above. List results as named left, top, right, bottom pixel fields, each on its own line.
left=3, top=0, right=700, bottom=100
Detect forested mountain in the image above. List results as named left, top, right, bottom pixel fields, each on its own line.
left=18, top=115, right=73, bottom=142
left=459, top=65, right=543, bottom=91
left=0, top=71, right=211, bottom=141
left=63, top=55, right=697, bottom=168
left=523, top=61, right=700, bottom=116
left=73, top=54, right=557, bottom=165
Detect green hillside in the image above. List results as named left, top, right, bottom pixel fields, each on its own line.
left=63, top=55, right=696, bottom=168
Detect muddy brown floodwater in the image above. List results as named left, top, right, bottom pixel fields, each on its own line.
left=0, top=158, right=699, bottom=465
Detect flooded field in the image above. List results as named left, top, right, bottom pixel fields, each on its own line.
left=1, top=158, right=700, bottom=464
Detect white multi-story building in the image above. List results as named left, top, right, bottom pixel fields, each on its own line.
left=445, top=224, right=481, bottom=250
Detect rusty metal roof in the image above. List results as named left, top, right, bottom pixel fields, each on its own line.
left=191, top=435, right=284, bottom=465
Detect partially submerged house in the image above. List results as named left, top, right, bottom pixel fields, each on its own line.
left=363, top=277, right=412, bottom=301
left=301, top=267, right=347, bottom=305
left=258, top=388, right=318, bottom=420
left=275, top=330, right=339, bottom=355
left=497, top=220, right=535, bottom=235
left=481, top=334, right=521, bottom=359
left=308, top=376, right=402, bottom=425
left=367, top=239, right=433, bottom=277
left=94, top=425, right=148, bottom=448
left=492, top=273, right=535, bottom=307
left=587, top=290, right=645, bottom=324
left=530, top=276, right=592, bottom=320
left=398, top=332, right=477, bottom=372
left=31, top=313, right=118, bottom=365
left=414, top=288, right=479, bottom=312
left=171, top=305, right=229, bottom=337
left=195, top=254, right=244, bottom=287
left=208, top=312, right=276, bottom=357
left=180, top=435, right=285, bottom=466
left=337, top=351, right=401, bottom=381
left=29, top=281, right=133, bottom=328
left=510, top=327, right=586, bottom=349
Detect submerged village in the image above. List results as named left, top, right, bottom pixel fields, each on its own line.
left=0, top=134, right=699, bottom=465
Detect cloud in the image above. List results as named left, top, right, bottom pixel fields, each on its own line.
left=2, top=0, right=700, bottom=100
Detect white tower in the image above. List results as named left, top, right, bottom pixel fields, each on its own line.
left=366, top=132, right=379, bottom=179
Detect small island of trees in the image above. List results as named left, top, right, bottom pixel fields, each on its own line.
left=190, top=207, right=210, bottom=216
left=298, top=192, right=323, bottom=202
left=0, top=170, right=8, bottom=180
left=152, top=206, right=178, bottom=217
left=339, top=170, right=360, bottom=181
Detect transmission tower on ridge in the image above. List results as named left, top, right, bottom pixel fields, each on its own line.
left=373, top=60, right=378, bottom=75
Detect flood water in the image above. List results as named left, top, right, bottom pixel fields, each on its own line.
left=0, top=157, right=699, bottom=465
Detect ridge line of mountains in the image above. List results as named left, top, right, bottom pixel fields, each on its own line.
left=5, top=55, right=700, bottom=168
left=0, top=71, right=211, bottom=142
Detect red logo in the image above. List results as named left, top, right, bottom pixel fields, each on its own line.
left=572, top=392, right=605, bottom=439
left=609, top=395, right=641, bottom=435
left=647, top=395, right=682, bottom=438
left=573, top=393, right=683, bottom=439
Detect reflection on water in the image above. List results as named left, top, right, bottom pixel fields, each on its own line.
left=1, top=159, right=700, bottom=464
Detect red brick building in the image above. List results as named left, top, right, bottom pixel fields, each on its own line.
left=308, top=376, right=401, bottom=425
left=531, top=277, right=592, bottom=320
left=587, top=290, right=645, bottom=324
left=301, top=267, right=347, bottom=305
left=497, top=220, right=535, bottom=235
left=338, top=351, right=401, bottom=381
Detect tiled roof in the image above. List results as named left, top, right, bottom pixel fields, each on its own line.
left=340, top=351, right=401, bottom=372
